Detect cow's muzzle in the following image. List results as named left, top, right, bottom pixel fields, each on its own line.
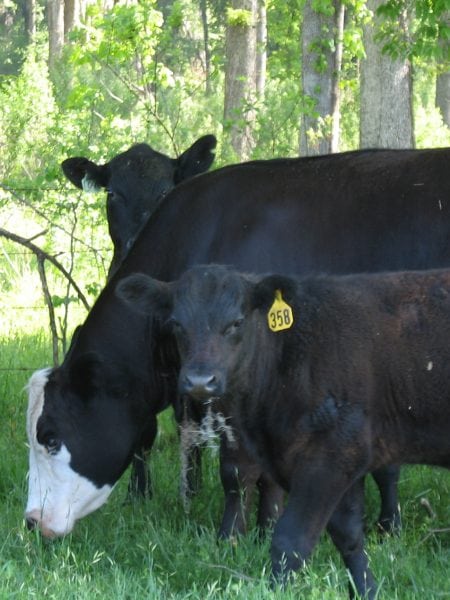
left=24, top=511, right=59, bottom=539
left=179, top=368, right=223, bottom=401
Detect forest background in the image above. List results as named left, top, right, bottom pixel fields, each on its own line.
left=0, top=0, right=449, bottom=348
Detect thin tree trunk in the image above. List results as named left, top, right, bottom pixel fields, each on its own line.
left=256, top=0, right=267, bottom=99
left=331, top=2, right=345, bottom=153
left=360, top=0, right=414, bottom=148
left=436, top=72, right=450, bottom=128
left=64, top=0, right=81, bottom=37
left=223, top=0, right=258, bottom=160
left=299, top=0, right=338, bottom=156
left=48, top=0, right=65, bottom=70
left=23, top=0, right=36, bottom=41
left=199, top=0, right=212, bottom=96
left=436, top=11, right=450, bottom=128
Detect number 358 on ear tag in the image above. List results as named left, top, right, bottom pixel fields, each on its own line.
left=267, top=290, right=294, bottom=332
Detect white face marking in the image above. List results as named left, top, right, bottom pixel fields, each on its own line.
left=25, top=369, right=113, bottom=538
left=81, top=174, right=102, bottom=193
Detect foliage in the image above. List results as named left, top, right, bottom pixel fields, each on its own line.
left=376, top=0, right=450, bottom=61
left=0, top=0, right=449, bottom=352
left=226, top=8, right=253, bottom=27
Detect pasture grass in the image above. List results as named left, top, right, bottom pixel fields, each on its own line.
left=1, top=332, right=449, bottom=599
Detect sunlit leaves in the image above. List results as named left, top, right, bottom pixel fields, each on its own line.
left=376, top=0, right=449, bottom=60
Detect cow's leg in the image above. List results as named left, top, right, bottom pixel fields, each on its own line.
left=218, top=437, right=260, bottom=539
left=256, top=473, right=284, bottom=533
left=127, top=415, right=157, bottom=498
left=270, top=460, right=374, bottom=598
left=371, top=465, right=401, bottom=533
left=270, top=464, right=347, bottom=582
left=327, top=478, right=377, bottom=599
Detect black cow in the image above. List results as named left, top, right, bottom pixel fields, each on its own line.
left=118, top=264, right=450, bottom=598
left=62, top=135, right=217, bottom=278
left=25, top=147, right=450, bottom=540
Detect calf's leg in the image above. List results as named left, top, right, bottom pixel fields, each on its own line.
left=371, top=465, right=401, bottom=533
left=218, top=436, right=284, bottom=539
left=256, top=472, right=284, bottom=533
left=327, top=478, right=377, bottom=599
left=218, top=438, right=260, bottom=538
left=127, top=415, right=157, bottom=498
left=270, top=461, right=375, bottom=598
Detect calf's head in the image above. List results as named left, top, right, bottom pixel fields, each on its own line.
left=25, top=354, right=140, bottom=538
left=116, top=265, right=296, bottom=404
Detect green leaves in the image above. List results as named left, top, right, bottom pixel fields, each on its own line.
left=226, top=8, right=254, bottom=27
left=376, top=0, right=450, bottom=61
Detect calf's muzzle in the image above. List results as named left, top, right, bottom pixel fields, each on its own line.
left=179, top=368, right=223, bottom=401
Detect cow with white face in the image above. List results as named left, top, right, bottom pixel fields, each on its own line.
left=25, top=345, right=154, bottom=537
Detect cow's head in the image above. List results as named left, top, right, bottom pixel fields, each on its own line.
left=62, top=135, right=216, bottom=277
left=116, top=265, right=297, bottom=405
left=25, top=353, right=142, bottom=538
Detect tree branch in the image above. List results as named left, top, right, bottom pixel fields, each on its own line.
left=0, top=227, right=90, bottom=311
left=36, top=255, right=59, bottom=365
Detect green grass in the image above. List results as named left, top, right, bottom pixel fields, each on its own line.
left=1, top=332, right=449, bottom=599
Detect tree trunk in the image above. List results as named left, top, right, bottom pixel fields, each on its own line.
left=256, top=0, right=267, bottom=99
left=300, top=0, right=342, bottom=156
left=199, top=0, right=212, bottom=96
left=436, top=11, right=450, bottom=128
left=23, top=0, right=36, bottom=41
left=48, top=0, right=65, bottom=70
left=360, top=0, right=414, bottom=148
left=64, top=0, right=81, bottom=37
left=330, top=2, right=345, bottom=153
left=436, top=72, right=450, bottom=128
left=223, top=0, right=258, bottom=160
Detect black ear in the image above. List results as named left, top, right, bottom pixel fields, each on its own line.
left=115, top=273, right=172, bottom=316
left=61, top=157, right=108, bottom=191
left=174, top=135, right=217, bottom=183
left=67, top=352, right=105, bottom=399
left=251, top=274, right=298, bottom=312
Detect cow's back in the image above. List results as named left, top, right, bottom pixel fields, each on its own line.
left=116, top=147, right=450, bottom=282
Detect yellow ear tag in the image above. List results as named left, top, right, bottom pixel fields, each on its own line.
left=267, top=290, right=294, bottom=332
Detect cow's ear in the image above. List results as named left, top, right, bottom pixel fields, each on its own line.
left=61, top=157, right=108, bottom=192
left=174, top=135, right=217, bottom=183
left=68, top=352, right=105, bottom=399
left=115, top=273, right=172, bottom=316
left=251, top=275, right=297, bottom=312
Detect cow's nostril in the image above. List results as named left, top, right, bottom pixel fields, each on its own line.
left=182, top=373, right=219, bottom=398
left=26, top=517, right=38, bottom=531
left=204, top=375, right=216, bottom=390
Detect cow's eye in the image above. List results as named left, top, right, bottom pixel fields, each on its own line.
left=224, top=318, right=244, bottom=336
left=44, top=437, right=60, bottom=455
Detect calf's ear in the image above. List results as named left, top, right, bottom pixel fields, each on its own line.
left=115, top=273, right=172, bottom=316
left=251, top=274, right=297, bottom=312
left=61, top=157, right=108, bottom=192
left=174, top=135, right=217, bottom=183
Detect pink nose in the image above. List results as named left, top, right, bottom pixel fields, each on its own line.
left=25, top=510, right=58, bottom=539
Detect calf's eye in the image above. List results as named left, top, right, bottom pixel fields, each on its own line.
left=224, top=318, right=244, bottom=336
